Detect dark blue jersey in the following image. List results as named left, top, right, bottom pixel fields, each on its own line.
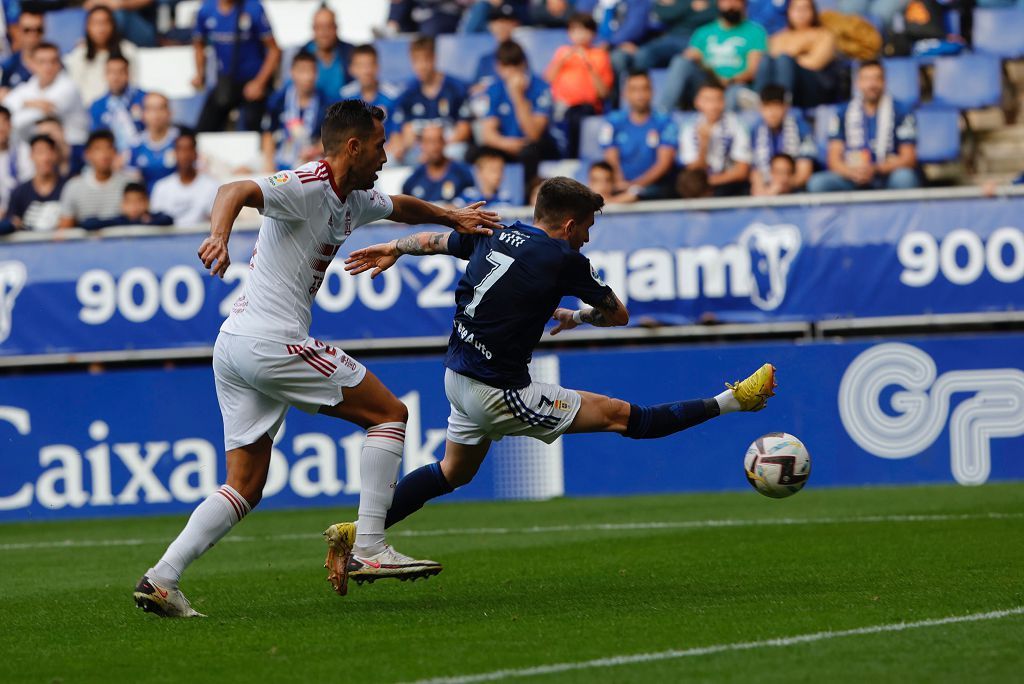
left=445, top=220, right=613, bottom=389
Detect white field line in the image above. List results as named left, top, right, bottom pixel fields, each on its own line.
left=0, top=511, right=1021, bottom=552
left=404, top=607, right=1024, bottom=684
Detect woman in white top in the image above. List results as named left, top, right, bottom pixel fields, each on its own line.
left=64, top=6, right=138, bottom=106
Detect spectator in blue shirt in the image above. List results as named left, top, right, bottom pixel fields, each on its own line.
left=530, top=0, right=574, bottom=27
left=480, top=40, right=556, bottom=183
left=750, top=84, right=816, bottom=194
left=390, top=36, right=472, bottom=163
left=261, top=52, right=327, bottom=172
left=127, top=93, right=178, bottom=191
left=401, top=124, right=476, bottom=203
left=807, top=60, right=920, bottom=192
left=455, top=147, right=517, bottom=207
left=0, top=11, right=43, bottom=97
left=613, top=0, right=717, bottom=78
left=89, top=55, right=145, bottom=153
left=339, top=44, right=402, bottom=135
left=387, top=0, right=462, bottom=36
left=301, top=5, right=353, bottom=100
left=575, top=0, right=651, bottom=49
left=599, top=71, right=678, bottom=201
left=471, top=3, right=520, bottom=96
left=462, top=0, right=529, bottom=33
left=192, top=0, right=281, bottom=132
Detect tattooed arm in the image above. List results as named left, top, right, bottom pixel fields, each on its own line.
left=550, top=291, right=629, bottom=335
left=344, top=232, right=452, bottom=279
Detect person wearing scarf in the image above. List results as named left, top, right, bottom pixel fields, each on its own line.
left=678, top=81, right=752, bottom=196
left=89, top=56, right=145, bottom=154
left=808, top=60, right=920, bottom=193
left=750, top=84, right=816, bottom=194
left=261, top=52, right=327, bottom=172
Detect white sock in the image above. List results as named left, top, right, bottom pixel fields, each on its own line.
left=148, top=484, right=251, bottom=587
left=714, top=388, right=742, bottom=415
left=355, top=422, right=405, bottom=555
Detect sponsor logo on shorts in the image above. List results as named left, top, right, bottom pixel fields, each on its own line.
left=267, top=172, right=290, bottom=187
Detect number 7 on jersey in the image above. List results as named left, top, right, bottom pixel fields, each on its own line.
left=465, top=250, right=515, bottom=318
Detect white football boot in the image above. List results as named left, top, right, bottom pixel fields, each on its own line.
left=133, top=575, right=206, bottom=618
left=347, top=545, right=443, bottom=586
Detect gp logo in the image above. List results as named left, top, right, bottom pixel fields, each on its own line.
left=839, top=343, right=1024, bottom=485
left=0, top=261, right=27, bottom=343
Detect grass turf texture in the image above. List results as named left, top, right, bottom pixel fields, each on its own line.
left=2, top=483, right=1023, bottom=683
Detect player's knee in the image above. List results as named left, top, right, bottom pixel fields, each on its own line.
left=440, top=457, right=478, bottom=488
left=604, top=397, right=632, bottom=432
left=383, top=400, right=409, bottom=425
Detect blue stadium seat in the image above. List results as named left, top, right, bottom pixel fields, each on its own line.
left=171, top=93, right=207, bottom=129
left=45, top=8, right=86, bottom=54
left=915, top=106, right=961, bottom=163
left=437, top=33, right=496, bottom=85
left=932, top=53, right=1002, bottom=109
left=811, top=104, right=838, bottom=165
left=882, top=57, right=921, bottom=108
left=973, top=8, right=1024, bottom=59
left=499, top=163, right=525, bottom=204
left=374, top=37, right=414, bottom=87
left=513, top=28, right=569, bottom=74
left=578, top=115, right=605, bottom=161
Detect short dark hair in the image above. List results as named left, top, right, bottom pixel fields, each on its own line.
left=176, top=126, right=197, bottom=146
left=32, top=42, right=60, bottom=57
left=474, top=147, right=505, bottom=165
left=759, top=84, right=787, bottom=104
left=859, top=59, right=884, bottom=74
left=107, top=54, right=130, bottom=68
left=770, top=152, right=796, bottom=170
left=588, top=160, right=613, bottom=175
left=292, top=51, right=317, bottom=68
left=351, top=44, right=378, bottom=60
left=496, top=39, right=527, bottom=67
left=567, top=12, right=597, bottom=32
left=534, top=176, right=604, bottom=225
left=676, top=168, right=711, bottom=199
left=85, top=129, right=116, bottom=149
left=0, top=105, right=9, bottom=121
left=321, top=99, right=385, bottom=154
left=626, top=70, right=651, bottom=83
left=697, top=78, right=725, bottom=94
left=124, top=182, right=148, bottom=197
left=29, top=133, right=56, bottom=150
left=410, top=35, right=435, bottom=56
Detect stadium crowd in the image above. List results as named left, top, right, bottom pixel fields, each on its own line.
left=0, top=0, right=1018, bottom=232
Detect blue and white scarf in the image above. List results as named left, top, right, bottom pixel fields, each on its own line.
left=753, top=113, right=800, bottom=179
left=844, top=94, right=895, bottom=162
left=277, top=84, right=321, bottom=168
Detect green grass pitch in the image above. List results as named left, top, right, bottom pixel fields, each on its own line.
left=2, top=483, right=1023, bottom=683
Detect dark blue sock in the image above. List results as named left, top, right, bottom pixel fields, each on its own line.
left=624, top=399, right=718, bottom=439
left=384, top=462, right=454, bottom=529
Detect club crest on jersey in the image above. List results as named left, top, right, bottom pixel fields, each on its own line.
left=267, top=172, right=290, bottom=187
left=647, top=129, right=660, bottom=148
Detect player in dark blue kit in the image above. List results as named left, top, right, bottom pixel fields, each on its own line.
left=332, top=177, right=777, bottom=583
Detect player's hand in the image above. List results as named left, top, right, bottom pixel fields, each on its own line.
left=242, top=79, right=266, bottom=102
left=549, top=308, right=579, bottom=336
left=447, top=201, right=501, bottom=236
left=198, top=235, right=231, bottom=278
left=345, top=243, right=399, bottom=279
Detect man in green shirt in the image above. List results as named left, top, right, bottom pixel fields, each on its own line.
left=656, top=0, right=767, bottom=111
left=613, top=0, right=717, bottom=76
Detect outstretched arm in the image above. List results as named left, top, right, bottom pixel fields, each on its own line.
left=344, top=231, right=451, bottom=278
left=197, top=180, right=264, bottom=278
left=550, top=290, right=629, bottom=335
left=389, top=196, right=501, bottom=236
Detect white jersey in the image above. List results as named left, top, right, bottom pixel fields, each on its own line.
left=221, top=160, right=394, bottom=343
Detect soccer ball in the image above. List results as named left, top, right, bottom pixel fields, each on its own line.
left=744, top=432, right=811, bottom=499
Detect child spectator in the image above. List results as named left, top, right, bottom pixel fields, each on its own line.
left=678, top=81, right=752, bottom=196
left=456, top=147, right=516, bottom=207
left=545, top=13, right=614, bottom=157
left=339, top=45, right=402, bottom=134
left=301, top=6, right=353, bottom=99
left=64, top=6, right=139, bottom=106
left=80, top=182, right=173, bottom=230
left=17, top=116, right=81, bottom=182
left=0, top=11, right=44, bottom=97
left=391, top=36, right=472, bottom=163
left=481, top=40, right=555, bottom=183
left=676, top=167, right=714, bottom=198
left=89, top=56, right=146, bottom=153
left=192, top=0, right=281, bottom=132
left=764, top=152, right=797, bottom=194
left=127, top=93, right=178, bottom=191
left=401, top=124, right=476, bottom=203
left=807, top=60, right=919, bottom=192
left=59, top=130, right=133, bottom=228
left=753, top=0, right=838, bottom=108
left=587, top=159, right=635, bottom=204
left=261, top=52, right=327, bottom=172
left=4, top=134, right=65, bottom=232
left=750, top=84, right=816, bottom=194
left=150, top=129, right=220, bottom=227
left=658, top=0, right=767, bottom=111
left=599, top=71, right=678, bottom=201
left=472, top=4, right=521, bottom=95
left=4, top=43, right=90, bottom=147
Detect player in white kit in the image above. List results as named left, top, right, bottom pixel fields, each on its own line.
left=133, top=100, right=501, bottom=617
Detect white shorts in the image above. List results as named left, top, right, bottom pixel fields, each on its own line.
left=444, top=368, right=582, bottom=445
left=213, top=332, right=367, bottom=450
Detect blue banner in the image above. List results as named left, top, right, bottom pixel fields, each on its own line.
left=0, top=196, right=1022, bottom=356
left=1, top=334, right=1021, bottom=521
